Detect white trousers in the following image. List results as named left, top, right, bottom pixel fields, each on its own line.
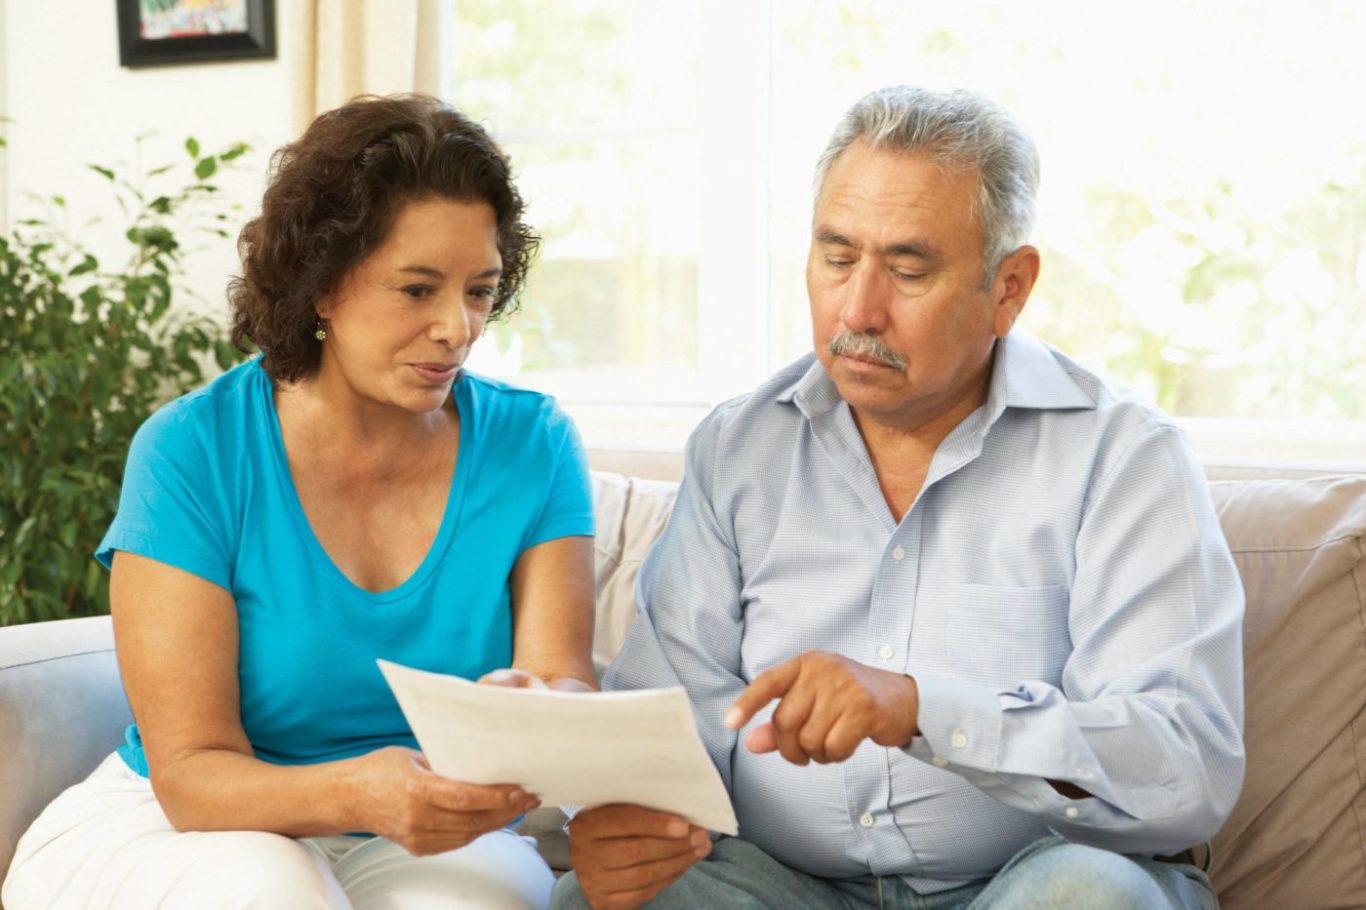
left=2, top=752, right=555, bottom=910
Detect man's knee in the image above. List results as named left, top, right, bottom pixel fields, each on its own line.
left=989, top=840, right=1167, bottom=910
left=549, top=870, right=695, bottom=910
left=550, top=871, right=593, bottom=910
left=551, top=839, right=827, bottom=910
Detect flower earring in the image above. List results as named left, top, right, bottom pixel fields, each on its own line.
left=314, top=319, right=328, bottom=342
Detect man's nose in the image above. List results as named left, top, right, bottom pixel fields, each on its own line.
left=839, top=263, right=891, bottom=334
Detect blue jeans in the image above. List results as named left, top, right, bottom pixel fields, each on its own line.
left=550, top=835, right=1217, bottom=910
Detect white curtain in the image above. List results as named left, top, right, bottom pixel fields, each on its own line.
left=290, top=0, right=448, bottom=136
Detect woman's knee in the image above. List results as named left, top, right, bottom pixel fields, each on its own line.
left=4, top=829, right=343, bottom=910
left=338, top=830, right=555, bottom=910
left=167, top=832, right=343, bottom=909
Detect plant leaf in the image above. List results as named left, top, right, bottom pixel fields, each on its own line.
left=1, top=130, right=250, bottom=624
left=68, top=255, right=99, bottom=277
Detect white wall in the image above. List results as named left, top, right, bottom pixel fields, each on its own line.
left=0, top=0, right=10, bottom=235
left=1, top=0, right=303, bottom=320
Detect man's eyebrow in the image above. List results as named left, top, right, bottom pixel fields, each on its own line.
left=814, top=230, right=940, bottom=261
left=884, top=241, right=939, bottom=261
left=814, top=229, right=856, bottom=248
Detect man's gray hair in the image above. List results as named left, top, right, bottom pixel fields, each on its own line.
left=814, top=86, right=1040, bottom=285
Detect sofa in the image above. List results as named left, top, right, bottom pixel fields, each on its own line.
left=2, top=460, right=1364, bottom=909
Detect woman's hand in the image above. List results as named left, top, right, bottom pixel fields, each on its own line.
left=345, top=746, right=539, bottom=855
left=480, top=667, right=596, bottom=693
left=478, top=668, right=550, bottom=689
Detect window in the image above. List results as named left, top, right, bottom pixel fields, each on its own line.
left=453, top=0, right=1366, bottom=459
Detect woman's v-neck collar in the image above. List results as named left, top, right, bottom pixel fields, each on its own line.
left=260, top=364, right=472, bottom=604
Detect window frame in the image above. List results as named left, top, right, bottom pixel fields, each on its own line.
left=449, top=0, right=1366, bottom=464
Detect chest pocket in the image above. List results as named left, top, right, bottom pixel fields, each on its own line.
left=944, top=583, right=1071, bottom=688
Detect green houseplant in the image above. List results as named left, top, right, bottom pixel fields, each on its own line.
left=0, top=135, right=250, bottom=625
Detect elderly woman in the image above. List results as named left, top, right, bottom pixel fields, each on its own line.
left=1, top=94, right=596, bottom=910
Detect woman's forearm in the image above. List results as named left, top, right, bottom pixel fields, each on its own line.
left=150, top=745, right=536, bottom=855
left=151, top=747, right=366, bottom=836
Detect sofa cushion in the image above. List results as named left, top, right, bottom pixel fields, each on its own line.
left=1206, top=476, right=1366, bottom=910
left=0, top=616, right=133, bottom=891
left=589, top=472, right=679, bottom=677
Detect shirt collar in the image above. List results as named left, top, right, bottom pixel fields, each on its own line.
left=776, top=331, right=1096, bottom=423
left=988, top=330, right=1097, bottom=415
left=776, top=353, right=839, bottom=418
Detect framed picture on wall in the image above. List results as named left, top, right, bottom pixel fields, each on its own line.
left=116, top=0, right=277, bottom=68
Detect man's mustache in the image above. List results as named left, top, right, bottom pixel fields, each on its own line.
left=828, top=331, right=907, bottom=371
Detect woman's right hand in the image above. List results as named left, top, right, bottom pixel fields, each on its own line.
left=344, top=746, right=539, bottom=855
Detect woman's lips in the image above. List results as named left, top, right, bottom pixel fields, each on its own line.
left=410, top=363, right=458, bottom=384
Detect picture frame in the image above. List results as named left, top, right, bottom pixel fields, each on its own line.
left=116, top=0, right=277, bottom=68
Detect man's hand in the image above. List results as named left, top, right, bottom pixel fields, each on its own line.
left=724, top=650, right=919, bottom=765
left=567, top=804, right=711, bottom=910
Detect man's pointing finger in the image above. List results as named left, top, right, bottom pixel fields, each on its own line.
left=724, top=657, right=802, bottom=730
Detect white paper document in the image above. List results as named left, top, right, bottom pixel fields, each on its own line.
left=377, top=660, right=739, bottom=835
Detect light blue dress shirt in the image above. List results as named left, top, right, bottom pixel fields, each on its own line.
left=605, top=331, right=1245, bottom=894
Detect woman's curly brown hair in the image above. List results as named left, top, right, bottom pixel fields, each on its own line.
left=228, top=93, right=539, bottom=382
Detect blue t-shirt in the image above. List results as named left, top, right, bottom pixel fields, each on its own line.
left=97, top=357, right=595, bottom=776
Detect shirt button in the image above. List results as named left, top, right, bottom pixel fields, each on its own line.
left=892, top=546, right=906, bottom=561
left=878, top=644, right=895, bottom=660
left=859, top=813, right=875, bottom=828
left=931, top=755, right=948, bottom=768
left=1065, top=807, right=1079, bottom=819
left=950, top=730, right=968, bottom=750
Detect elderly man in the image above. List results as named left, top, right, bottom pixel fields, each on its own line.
left=553, top=86, right=1244, bottom=910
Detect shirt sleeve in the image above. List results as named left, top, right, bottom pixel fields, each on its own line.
left=602, top=408, right=747, bottom=792
left=905, top=423, right=1245, bottom=855
left=95, top=401, right=233, bottom=591
left=522, top=403, right=596, bottom=550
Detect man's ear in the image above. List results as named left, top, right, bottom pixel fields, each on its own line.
left=991, top=245, right=1040, bottom=338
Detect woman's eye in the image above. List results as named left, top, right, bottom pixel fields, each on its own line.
left=469, top=286, right=497, bottom=305
left=401, top=285, right=434, bottom=300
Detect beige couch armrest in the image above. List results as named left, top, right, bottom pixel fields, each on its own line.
left=0, top=616, right=132, bottom=890
left=1207, top=473, right=1366, bottom=908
